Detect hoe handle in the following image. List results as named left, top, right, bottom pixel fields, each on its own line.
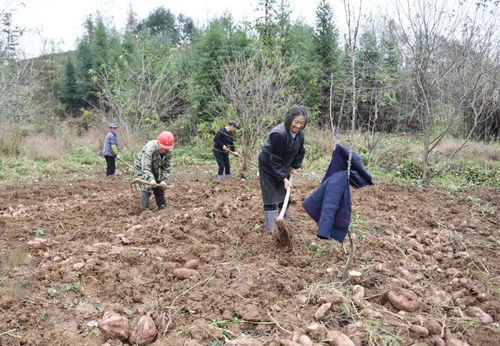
left=130, top=178, right=166, bottom=189
left=277, top=175, right=293, bottom=220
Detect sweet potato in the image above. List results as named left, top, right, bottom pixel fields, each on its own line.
left=317, top=293, right=345, bottom=305
left=451, top=290, right=467, bottom=301
left=126, top=224, right=143, bottom=233
left=344, top=321, right=365, bottom=346
left=466, top=306, right=493, bottom=324
left=430, top=336, right=446, bottom=346
left=98, top=311, right=130, bottom=340
left=173, top=268, right=198, bottom=280
left=226, top=337, right=261, bottom=346
left=352, top=285, right=365, bottom=302
left=298, top=335, right=313, bottom=346
left=314, top=302, right=332, bottom=320
left=129, top=314, right=157, bottom=345
left=28, top=238, right=48, bottom=250
left=422, top=317, right=441, bottom=335
left=327, top=330, right=355, bottom=346
left=306, top=322, right=328, bottom=341
left=361, top=308, right=382, bottom=319
left=279, top=340, right=301, bottom=346
left=409, top=325, right=429, bottom=337
left=184, top=259, right=200, bottom=269
left=386, top=288, right=419, bottom=312
left=399, top=269, right=412, bottom=280
left=348, top=271, right=362, bottom=284
left=291, top=330, right=301, bottom=342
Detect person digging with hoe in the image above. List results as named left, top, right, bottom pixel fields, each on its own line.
left=134, top=131, right=174, bottom=212
left=212, top=120, right=241, bottom=179
left=102, top=122, right=120, bottom=176
left=258, top=105, right=309, bottom=241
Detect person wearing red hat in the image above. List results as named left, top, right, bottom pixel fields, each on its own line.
left=133, top=131, right=175, bottom=212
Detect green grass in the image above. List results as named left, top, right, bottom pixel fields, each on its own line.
left=173, top=145, right=214, bottom=165
left=0, top=154, right=98, bottom=184
left=1, top=130, right=498, bottom=191
left=303, top=131, right=499, bottom=190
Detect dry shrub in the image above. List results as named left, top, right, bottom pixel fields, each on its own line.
left=21, top=133, right=69, bottom=161
left=73, top=126, right=104, bottom=152
left=0, top=124, right=24, bottom=156
left=437, top=139, right=500, bottom=162
left=75, top=125, right=143, bottom=156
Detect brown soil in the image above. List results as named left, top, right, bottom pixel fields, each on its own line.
left=0, top=166, right=498, bottom=345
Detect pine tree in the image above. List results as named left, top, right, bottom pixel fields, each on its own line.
left=177, top=14, right=197, bottom=44
left=275, top=0, right=292, bottom=55
left=356, top=31, right=382, bottom=129
left=314, top=0, right=340, bottom=125
left=93, top=17, right=110, bottom=70
left=125, top=4, right=139, bottom=34
left=0, top=11, right=22, bottom=62
left=255, top=0, right=278, bottom=49
left=58, top=58, right=80, bottom=113
left=139, top=7, right=179, bottom=46
left=74, top=38, right=95, bottom=108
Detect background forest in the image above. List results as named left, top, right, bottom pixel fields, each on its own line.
left=0, top=0, right=498, bottom=187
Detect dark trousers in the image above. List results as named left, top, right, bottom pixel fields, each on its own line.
left=264, top=201, right=289, bottom=212
left=104, top=155, right=116, bottom=176
left=214, top=151, right=231, bottom=175
left=140, top=187, right=166, bottom=211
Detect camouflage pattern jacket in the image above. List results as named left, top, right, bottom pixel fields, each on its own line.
left=134, top=140, right=172, bottom=191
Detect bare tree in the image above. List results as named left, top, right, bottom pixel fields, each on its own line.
left=218, top=46, right=297, bottom=175
left=97, top=38, right=181, bottom=152
left=391, top=0, right=498, bottom=181
left=436, top=1, right=499, bottom=155
left=340, top=0, right=363, bottom=281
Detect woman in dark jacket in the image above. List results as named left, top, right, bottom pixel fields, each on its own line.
left=258, top=105, right=309, bottom=233
left=213, top=121, right=241, bottom=179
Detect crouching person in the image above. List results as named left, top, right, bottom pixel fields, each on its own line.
left=134, top=131, right=174, bottom=212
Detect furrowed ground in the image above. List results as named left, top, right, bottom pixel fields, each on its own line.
left=0, top=166, right=498, bottom=345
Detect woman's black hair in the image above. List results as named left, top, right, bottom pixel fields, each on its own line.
left=284, top=105, right=310, bottom=130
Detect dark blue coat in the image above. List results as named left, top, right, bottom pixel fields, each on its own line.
left=302, top=144, right=373, bottom=243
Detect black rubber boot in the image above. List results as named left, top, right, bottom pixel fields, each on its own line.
left=153, top=187, right=166, bottom=210
left=140, top=191, right=150, bottom=212
left=264, top=210, right=277, bottom=234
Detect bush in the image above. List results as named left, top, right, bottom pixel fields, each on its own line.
left=167, top=113, right=199, bottom=145
left=462, top=161, right=499, bottom=185
left=394, top=157, right=424, bottom=180
left=196, top=118, right=227, bottom=149
left=174, top=145, right=213, bottom=165
left=0, top=124, right=24, bottom=156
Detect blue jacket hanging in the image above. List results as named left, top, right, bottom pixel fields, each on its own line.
left=302, top=144, right=373, bottom=243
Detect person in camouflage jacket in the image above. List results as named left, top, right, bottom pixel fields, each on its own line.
left=134, top=131, right=174, bottom=212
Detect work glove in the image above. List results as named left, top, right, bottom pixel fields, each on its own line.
left=234, top=152, right=241, bottom=158
left=150, top=179, right=156, bottom=185
left=223, top=145, right=228, bottom=151
left=160, top=181, right=167, bottom=186
left=116, top=154, right=121, bottom=159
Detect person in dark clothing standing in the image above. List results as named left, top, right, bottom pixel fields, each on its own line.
left=213, top=121, right=241, bottom=179
left=258, top=105, right=309, bottom=233
left=102, top=122, right=119, bottom=176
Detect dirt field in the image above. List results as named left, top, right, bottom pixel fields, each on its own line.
left=0, top=166, right=498, bottom=345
